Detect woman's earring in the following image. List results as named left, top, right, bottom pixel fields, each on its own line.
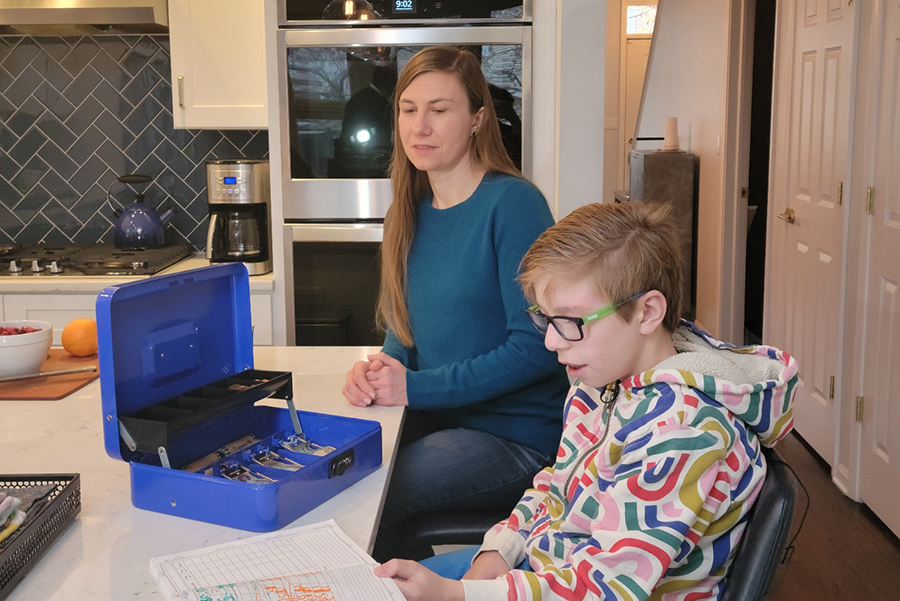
left=471, top=129, right=477, bottom=137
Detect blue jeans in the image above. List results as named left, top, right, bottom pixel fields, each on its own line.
left=420, top=546, right=532, bottom=579
left=372, top=410, right=547, bottom=562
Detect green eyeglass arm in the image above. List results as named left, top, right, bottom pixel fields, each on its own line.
left=582, top=304, right=618, bottom=324
left=582, top=292, right=647, bottom=325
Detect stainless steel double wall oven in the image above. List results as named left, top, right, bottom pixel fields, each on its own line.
left=277, top=0, right=533, bottom=345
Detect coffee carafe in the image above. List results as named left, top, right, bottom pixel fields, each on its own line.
left=205, top=159, right=272, bottom=275
left=224, top=209, right=262, bottom=256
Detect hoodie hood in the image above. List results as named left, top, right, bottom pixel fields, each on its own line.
left=628, top=321, right=798, bottom=446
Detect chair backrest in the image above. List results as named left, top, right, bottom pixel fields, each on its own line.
left=720, top=446, right=798, bottom=601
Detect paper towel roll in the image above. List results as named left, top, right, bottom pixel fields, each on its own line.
left=663, top=117, right=679, bottom=151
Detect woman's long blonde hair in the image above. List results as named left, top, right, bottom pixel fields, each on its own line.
left=378, top=46, right=521, bottom=347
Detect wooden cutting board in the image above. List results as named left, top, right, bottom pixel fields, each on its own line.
left=0, top=349, right=99, bottom=401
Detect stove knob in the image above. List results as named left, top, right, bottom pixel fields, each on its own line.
left=49, top=260, right=65, bottom=274
left=8, top=260, right=23, bottom=273
left=30, top=260, right=44, bottom=273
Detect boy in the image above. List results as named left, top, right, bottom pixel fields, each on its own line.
left=376, top=201, right=798, bottom=601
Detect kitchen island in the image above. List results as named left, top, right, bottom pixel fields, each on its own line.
left=0, top=346, right=401, bottom=601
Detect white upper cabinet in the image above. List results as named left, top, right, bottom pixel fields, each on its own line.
left=168, top=0, right=268, bottom=129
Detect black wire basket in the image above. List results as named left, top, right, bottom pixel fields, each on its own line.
left=0, top=474, right=81, bottom=601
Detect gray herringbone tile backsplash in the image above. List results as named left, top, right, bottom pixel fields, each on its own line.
left=0, top=35, right=268, bottom=250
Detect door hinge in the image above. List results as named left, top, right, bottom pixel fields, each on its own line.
left=855, top=396, right=865, bottom=422
left=866, top=187, right=875, bottom=214
left=829, top=375, right=835, bottom=399
left=837, top=181, right=843, bottom=206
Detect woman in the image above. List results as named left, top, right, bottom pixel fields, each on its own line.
left=342, top=46, right=567, bottom=561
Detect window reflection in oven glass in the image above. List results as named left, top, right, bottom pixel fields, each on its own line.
left=286, top=43, right=523, bottom=180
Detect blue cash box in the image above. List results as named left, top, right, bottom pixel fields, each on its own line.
left=96, top=263, right=382, bottom=531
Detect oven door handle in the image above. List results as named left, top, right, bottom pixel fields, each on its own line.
left=291, top=223, right=383, bottom=243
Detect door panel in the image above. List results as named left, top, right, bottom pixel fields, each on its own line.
left=767, top=0, right=852, bottom=463
left=859, top=0, right=900, bottom=537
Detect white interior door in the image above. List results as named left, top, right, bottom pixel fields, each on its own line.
left=766, top=0, right=854, bottom=464
left=858, top=0, right=900, bottom=537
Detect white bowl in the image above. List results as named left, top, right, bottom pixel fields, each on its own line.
left=0, top=320, right=53, bottom=377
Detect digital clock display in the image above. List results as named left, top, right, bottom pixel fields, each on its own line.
left=224, top=176, right=237, bottom=185
left=393, top=0, right=416, bottom=13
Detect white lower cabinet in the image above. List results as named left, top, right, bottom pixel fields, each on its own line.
left=249, top=292, right=273, bottom=346
left=1, top=292, right=274, bottom=346
left=3, top=293, right=97, bottom=346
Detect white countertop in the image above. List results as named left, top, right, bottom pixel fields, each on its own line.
left=0, top=346, right=401, bottom=601
left=0, top=254, right=275, bottom=293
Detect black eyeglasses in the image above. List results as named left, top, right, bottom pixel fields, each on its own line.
left=526, top=292, right=646, bottom=342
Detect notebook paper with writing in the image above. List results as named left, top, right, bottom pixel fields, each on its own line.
left=149, top=519, right=405, bottom=601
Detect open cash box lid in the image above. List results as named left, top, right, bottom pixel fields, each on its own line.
left=96, top=263, right=286, bottom=462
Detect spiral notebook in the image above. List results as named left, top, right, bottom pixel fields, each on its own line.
left=149, top=520, right=405, bottom=601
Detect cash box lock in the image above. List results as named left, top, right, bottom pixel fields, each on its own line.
left=329, top=449, right=355, bottom=478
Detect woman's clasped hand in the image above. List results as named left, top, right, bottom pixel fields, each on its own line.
left=343, top=354, right=408, bottom=407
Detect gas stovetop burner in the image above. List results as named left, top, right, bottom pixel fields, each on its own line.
left=0, top=244, right=193, bottom=276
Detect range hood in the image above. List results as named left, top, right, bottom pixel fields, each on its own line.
left=0, top=1, right=168, bottom=36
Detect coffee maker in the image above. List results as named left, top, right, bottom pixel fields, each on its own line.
left=205, top=159, right=272, bottom=275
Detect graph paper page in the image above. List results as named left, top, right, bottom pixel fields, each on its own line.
left=149, top=520, right=404, bottom=601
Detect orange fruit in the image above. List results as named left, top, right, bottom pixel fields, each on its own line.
left=61, top=318, right=98, bottom=357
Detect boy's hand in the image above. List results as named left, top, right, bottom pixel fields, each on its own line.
left=375, top=559, right=464, bottom=601
left=342, top=360, right=376, bottom=406
left=463, top=550, right=511, bottom=580
left=365, top=353, right=409, bottom=406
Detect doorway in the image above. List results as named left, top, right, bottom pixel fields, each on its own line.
left=743, top=0, right=776, bottom=345
left=618, top=1, right=658, bottom=192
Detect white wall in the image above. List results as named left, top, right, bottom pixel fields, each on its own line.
left=602, top=0, right=623, bottom=207
left=530, top=0, right=558, bottom=212
left=532, top=0, right=607, bottom=221
left=636, top=0, right=738, bottom=337
left=556, top=0, right=607, bottom=219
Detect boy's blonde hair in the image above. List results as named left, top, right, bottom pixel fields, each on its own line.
left=519, top=201, right=684, bottom=332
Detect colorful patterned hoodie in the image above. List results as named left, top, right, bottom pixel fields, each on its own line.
left=462, top=322, right=798, bottom=601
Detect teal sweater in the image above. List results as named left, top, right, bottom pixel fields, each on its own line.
left=382, top=173, right=568, bottom=458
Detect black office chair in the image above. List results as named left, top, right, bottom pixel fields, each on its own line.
left=721, top=446, right=800, bottom=601
left=408, top=446, right=800, bottom=601
left=406, top=510, right=508, bottom=549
